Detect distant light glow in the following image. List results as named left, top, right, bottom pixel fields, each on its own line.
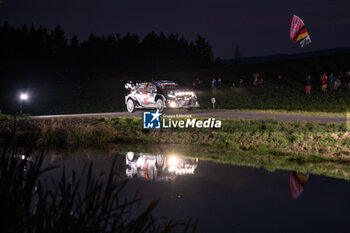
left=20, top=93, right=28, bottom=101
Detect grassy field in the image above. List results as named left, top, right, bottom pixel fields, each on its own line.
left=2, top=116, right=350, bottom=179
left=104, top=117, right=350, bottom=158
left=231, top=109, right=347, bottom=117
left=198, top=89, right=349, bottom=113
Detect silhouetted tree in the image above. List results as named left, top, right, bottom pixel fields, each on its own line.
left=49, top=25, right=67, bottom=52
left=195, top=35, right=214, bottom=66
left=0, top=23, right=216, bottom=86
left=70, top=35, right=79, bottom=48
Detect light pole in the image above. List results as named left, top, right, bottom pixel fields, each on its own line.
left=19, top=93, right=28, bottom=114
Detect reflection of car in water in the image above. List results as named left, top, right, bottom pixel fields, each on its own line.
left=290, top=172, right=309, bottom=199
left=125, top=152, right=198, bottom=181
left=124, top=80, right=200, bottom=112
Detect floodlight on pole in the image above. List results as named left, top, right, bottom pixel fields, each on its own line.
left=19, top=93, right=29, bottom=114
left=20, top=93, right=28, bottom=101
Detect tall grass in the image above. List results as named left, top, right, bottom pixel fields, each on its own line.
left=0, top=147, right=196, bottom=233
left=198, top=89, right=349, bottom=113
left=1, top=117, right=117, bottom=149
left=1, top=117, right=350, bottom=158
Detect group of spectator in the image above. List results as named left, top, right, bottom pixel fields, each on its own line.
left=305, top=71, right=350, bottom=94
left=196, top=70, right=350, bottom=95
left=192, top=78, right=204, bottom=87
left=230, top=79, right=244, bottom=88
left=251, top=73, right=264, bottom=88
left=211, top=77, right=224, bottom=89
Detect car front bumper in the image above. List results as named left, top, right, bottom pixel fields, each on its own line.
left=166, top=99, right=200, bottom=108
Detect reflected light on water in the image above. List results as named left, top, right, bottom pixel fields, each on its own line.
left=125, top=152, right=198, bottom=181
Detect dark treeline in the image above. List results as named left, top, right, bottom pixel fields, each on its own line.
left=0, top=22, right=215, bottom=87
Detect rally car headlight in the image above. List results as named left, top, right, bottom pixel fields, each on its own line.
left=168, top=156, right=179, bottom=166
left=169, top=101, right=177, bottom=108
left=175, top=91, right=195, bottom=96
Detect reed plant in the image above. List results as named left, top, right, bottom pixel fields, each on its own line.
left=0, top=147, right=196, bottom=233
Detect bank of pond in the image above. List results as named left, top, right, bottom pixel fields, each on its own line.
left=1, top=115, right=350, bottom=180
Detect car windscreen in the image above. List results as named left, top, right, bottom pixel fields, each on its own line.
left=158, top=84, right=179, bottom=90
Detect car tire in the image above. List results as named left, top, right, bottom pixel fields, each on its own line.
left=156, top=99, right=164, bottom=112
left=126, top=99, right=135, bottom=113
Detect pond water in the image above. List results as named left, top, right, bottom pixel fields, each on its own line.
left=42, top=151, right=350, bottom=233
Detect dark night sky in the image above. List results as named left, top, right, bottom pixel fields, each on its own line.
left=0, top=0, right=349, bottom=58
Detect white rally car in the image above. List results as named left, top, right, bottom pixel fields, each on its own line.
left=125, top=80, right=199, bottom=112
left=125, top=152, right=198, bottom=181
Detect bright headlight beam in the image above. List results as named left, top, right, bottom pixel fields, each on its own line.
left=175, top=91, right=194, bottom=96
left=168, top=156, right=179, bottom=166
left=169, top=102, right=177, bottom=108
left=20, top=93, right=28, bottom=101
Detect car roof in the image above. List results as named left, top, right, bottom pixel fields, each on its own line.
left=132, top=80, right=178, bottom=86
left=153, top=80, right=177, bottom=86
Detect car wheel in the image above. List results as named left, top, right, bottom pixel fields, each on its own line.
left=126, top=99, right=135, bottom=113
left=156, top=99, right=164, bottom=112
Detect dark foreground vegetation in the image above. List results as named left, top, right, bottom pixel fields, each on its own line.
left=0, top=147, right=196, bottom=233
left=1, top=115, right=350, bottom=179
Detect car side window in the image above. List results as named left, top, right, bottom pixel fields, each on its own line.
left=145, top=83, right=156, bottom=93
left=135, top=82, right=156, bottom=94
left=136, top=83, right=145, bottom=92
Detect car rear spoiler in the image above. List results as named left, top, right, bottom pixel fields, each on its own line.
left=125, top=81, right=135, bottom=90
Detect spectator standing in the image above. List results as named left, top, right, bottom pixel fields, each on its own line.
left=231, top=82, right=236, bottom=89
left=211, top=78, right=217, bottom=94
left=239, top=79, right=244, bottom=88
left=335, top=76, right=341, bottom=90
left=321, top=74, right=328, bottom=92
left=328, top=73, right=335, bottom=91
left=345, top=71, right=350, bottom=91
left=211, top=78, right=217, bottom=88
left=77, top=85, right=83, bottom=98
left=252, top=74, right=259, bottom=87
left=198, top=79, right=202, bottom=86
left=217, top=77, right=223, bottom=89
left=251, top=73, right=255, bottom=84
left=259, top=78, right=264, bottom=88
left=277, top=75, right=283, bottom=92
left=195, top=78, right=200, bottom=85
left=306, top=75, right=311, bottom=94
